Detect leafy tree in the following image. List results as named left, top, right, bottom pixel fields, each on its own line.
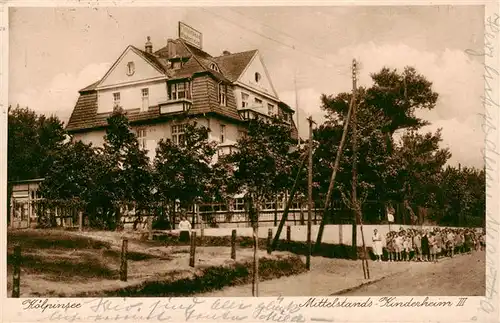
left=315, top=88, right=391, bottom=222
left=367, top=66, right=439, bottom=135
left=39, top=141, right=101, bottom=201
left=38, top=141, right=106, bottom=227
left=153, top=122, right=219, bottom=228
left=224, top=117, right=297, bottom=295
left=101, top=107, right=153, bottom=229
left=315, top=66, right=444, bottom=223
left=7, top=105, right=66, bottom=224
left=391, top=130, right=451, bottom=208
left=226, top=118, right=298, bottom=211
left=433, top=165, right=485, bottom=227
left=8, top=105, right=66, bottom=181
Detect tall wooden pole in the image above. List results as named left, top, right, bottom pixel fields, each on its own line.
left=12, top=245, right=21, bottom=297
left=306, top=116, right=314, bottom=270
left=315, top=59, right=358, bottom=250
left=351, top=59, right=370, bottom=279
left=251, top=197, right=259, bottom=297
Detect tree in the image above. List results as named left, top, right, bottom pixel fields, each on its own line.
left=8, top=105, right=66, bottom=181
left=38, top=140, right=105, bottom=227
left=433, top=165, right=485, bottom=227
left=391, top=130, right=451, bottom=209
left=315, top=66, right=444, bottom=223
left=315, top=88, right=391, bottom=223
left=153, top=122, right=219, bottom=228
left=224, top=117, right=297, bottom=296
left=101, top=107, right=153, bottom=229
left=7, top=105, right=66, bottom=224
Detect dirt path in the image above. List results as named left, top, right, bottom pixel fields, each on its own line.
left=199, top=251, right=485, bottom=297
left=198, top=256, right=416, bottom=297
left=342, top=250, right=485, bottom=296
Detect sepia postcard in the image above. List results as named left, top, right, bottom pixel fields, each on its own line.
left=1, top=1, right=499, bottom=323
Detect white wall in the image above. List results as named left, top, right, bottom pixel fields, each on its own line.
left=97, top=81, right=167, bottom=114
left=233, top=86, right=279, bottom=114
left=192, top=224, right=484, bottom=247
left=238, top=53, right=277, bottom=98
left=208, top=119, right=240, bottom=145
left=99, top=48, right=164, bottom=88
left=71, top=116, right=224, bottom=162
left=72, top=130, right=106, bottom=148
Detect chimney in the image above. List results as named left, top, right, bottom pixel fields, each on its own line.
left=167, top=39, right=176, bottom=58
left=222, top=50, right=231, bottom=56
left=145, top=36, right=153, bottom=54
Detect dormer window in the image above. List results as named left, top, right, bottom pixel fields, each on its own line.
left=218, top=83, right=227, bottom=106
left=126, top=62, right=135, bottom=76
left=210, top=63, right=220, bottom=72
left=255, top=72, right=261, bottom=83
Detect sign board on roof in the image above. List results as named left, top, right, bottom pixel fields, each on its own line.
left=178, top=22, right=202, bottom=49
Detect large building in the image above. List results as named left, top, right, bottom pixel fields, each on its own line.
left=66, top=22, right=297, bottom=162
left=9, top=23, right=300, bottom=229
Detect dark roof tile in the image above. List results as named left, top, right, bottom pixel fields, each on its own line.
left=67, top=40, right=280, bottom=132
left=213, top=50, right=257, bottom=82
left=66, top=92, right=98, bottom=131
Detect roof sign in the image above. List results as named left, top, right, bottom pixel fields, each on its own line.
left=178, top=22, right=202, bottom=49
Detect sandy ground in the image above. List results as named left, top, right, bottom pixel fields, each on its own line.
left=198, top=256, right=414, bottom=297
left=342, top=250, right=485, bottom=296
left=199, top=251, right=485, bottom=297
left=6, top=229, right=294, bottom=297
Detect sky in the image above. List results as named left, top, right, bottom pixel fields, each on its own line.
left=9, top=5, right=485, bottom=168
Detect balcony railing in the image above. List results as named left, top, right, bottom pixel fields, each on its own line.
left=217, top=144, right=238, bottom=157
left=159, top=98, right=192, bottom=115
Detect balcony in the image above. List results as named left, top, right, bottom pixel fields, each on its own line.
left=159, top=98, right=192, bottom=115
left=217, top=144, right=238, bottom=157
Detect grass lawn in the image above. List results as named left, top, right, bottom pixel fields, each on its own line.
left=7, top=229, right=305, bottom=297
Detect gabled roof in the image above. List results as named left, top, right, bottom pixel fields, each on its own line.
left=67, top=38, right=290, bottom=133
left=79, top=80, right=100, bottom=93
left=94, top=45, right=168, bottom=90
left=131, top=46, right=169, bottom=74
left=213, top=50, right=258, bottom=82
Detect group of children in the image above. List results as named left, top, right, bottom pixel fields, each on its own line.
left=371, top=227, right=485, bottom=263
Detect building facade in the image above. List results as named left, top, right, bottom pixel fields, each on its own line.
left=9, top=24, right=301, bottom=229
left=66, top=27, right=298, bottom=164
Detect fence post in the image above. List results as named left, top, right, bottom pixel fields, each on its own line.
left=119, top=239, right=128, bottom=281
left=267, top=228, right=273, bottom=254
left=12, top=245, right=21, bottom=298
left=231, top=229, right=236, bottom=260
left=287, top=226, right=291, bottom=242
left=78, top=211, right=83, bottom=232
left=189, top=232, right=197, bottom=267
left=351, top=220, right=358, bottom=260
